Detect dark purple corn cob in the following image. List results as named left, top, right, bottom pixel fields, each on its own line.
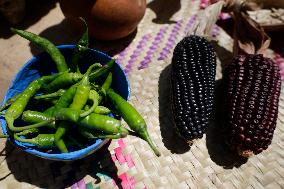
left=224, top=54, right=281, bottom=157
left=171, top=35, right=216, bottom=142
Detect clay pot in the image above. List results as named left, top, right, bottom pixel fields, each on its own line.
left=0, top=0, right=26, bottom=25
left=59, top=0, right=146, bottom=40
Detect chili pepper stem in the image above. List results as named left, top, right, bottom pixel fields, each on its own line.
left=107, top=88, right=161, bottom=156
left=6, top=116, right=55, bottom=132
left=80, top=90, right=98, bottom=117
left=55, top=139, right=68, bottom=153
left=54, top=123, right=68, bottom=141
left=14, top=133, right=31, bottom=143
left=15, top=128, right=39, bottom=136
left=70, top=17, right=89, bottom=73
left=96, top=133, right=126, bottom=139
left=0, top=93, right=20, bottom=112
left=128, top=129, right=160, bottom=156
left=89, top=59, right=115, bottom=82
left=139, top=130, right=161, bottom=157
left=34, top=89, right=66, bottom=100
left=11, top=28, right=68, bottom=73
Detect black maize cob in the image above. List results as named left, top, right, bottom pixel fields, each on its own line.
left=224, top=54, right=281, bottom=157
left=171, top=35, right=216, bottom=142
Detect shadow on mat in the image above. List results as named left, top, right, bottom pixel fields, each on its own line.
left=158, top=64, right=191, bottom=154
left=211, top=41, right=234, bottom=71
left=4, top=140, right=123, bottom=189
left=206, top=79, right=248, bottom=169
left=0, top=0, right=57, bottom=39
left=147, top=0, right=181, bottom=24
left=28, top=18, right=137, bottom=57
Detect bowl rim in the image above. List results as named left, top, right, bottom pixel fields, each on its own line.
left=1, top=44, right=131, bottom=161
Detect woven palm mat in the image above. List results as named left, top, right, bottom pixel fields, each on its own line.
left=1, top=0, right=284, bottom=189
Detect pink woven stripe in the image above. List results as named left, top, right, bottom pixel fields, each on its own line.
left=113, top=173, right=136, bottom=189
left=78, top=179, right=87, bottom=189
left=111, top=154, right=117, bottom=161
left=125, top=155, right=135, bottom=168
left=114, top=147, right=126, bottom=164
left=200, top=0, right=210, bottom=9
left=118, top=139, right=126, bottom=148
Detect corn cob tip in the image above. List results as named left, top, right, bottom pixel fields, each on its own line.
left=186, top=140, right=194, bottom=145
left=238, top=148, right=254, bottom=158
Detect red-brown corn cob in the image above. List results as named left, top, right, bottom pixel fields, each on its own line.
left=223, top=54, right=281, bottom=157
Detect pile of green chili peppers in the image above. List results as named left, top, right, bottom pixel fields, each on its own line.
left=0, top=18, right=160, bottom=157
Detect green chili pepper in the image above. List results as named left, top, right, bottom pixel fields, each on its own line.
left=89, top=59, right=115, bottom=82
left=44, top=72, right=82, bottom=93
left=44, top=84, right=78, bottom=116
left=83, top=104, right=111, bottom=114
left=11, top=28, right=68, bottom=73
left=34, top=89, right=66, bottom=100
left=101, top=72, right=112, bottom=95
left=15, top=128, right=40, bottom=136
left=98, top=72, right=112, bottom=103
left=5, top=74, right=61, bottom=132
left=14, top=132, right=68, bottom=152
left=56, top=139, right=68, bottom=153
left=95, top=106, right=111, bottom=114
left=22, top=111, right=55, bottom=126
left=55, top=108, right=80, bottom=123
left=70, top=17, right=89, bottom=74
left=107, top=89, right=160, bottom=156
left=0, top=93, right=21, bottom=112
left=94, top=106, right=111, bottom=114
left=69, top=64, right=97, bottom=110
left=54, top=64, right=96, bottom=151
left=20, top=107, right=128, bottom=140
left=80, top=90, right=98, bottom=117
left=22, top=110, right=63, bottom=149
left=77, top=113, right=128, bottom=138
left=22, top=110, right=56, bottom=129
left=54, top=124, right=69, bottom=153
left=14, top=133, right=56, bottom=148
left=53, top=108, right=128, bottom=138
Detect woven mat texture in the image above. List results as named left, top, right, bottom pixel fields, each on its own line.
left=0, top=0, right=284, bottom=189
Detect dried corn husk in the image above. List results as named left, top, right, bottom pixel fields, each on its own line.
left=232, top=9, right=270, bottom=55
left=211, top=0, right=284, bottom=31
left=189, top=1, right=225, bottom=39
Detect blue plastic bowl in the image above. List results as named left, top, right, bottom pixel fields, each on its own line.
left=0, top=45, right=130, bottom=161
